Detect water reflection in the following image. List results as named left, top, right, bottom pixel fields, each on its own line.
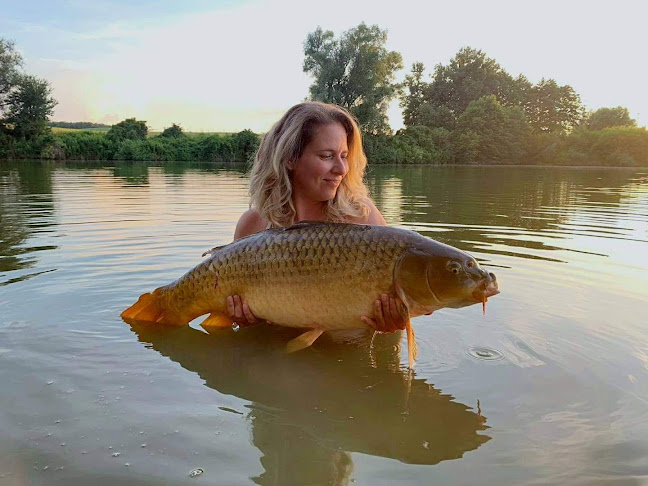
left=0, top=162, right=57, bottom=284
left=130, top=324, right=490, bottom=485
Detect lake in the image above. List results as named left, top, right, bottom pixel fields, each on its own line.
left=1, top=161, right=647, bottom=485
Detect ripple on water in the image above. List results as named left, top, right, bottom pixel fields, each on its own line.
left=467, top=347, right=505, bottom=361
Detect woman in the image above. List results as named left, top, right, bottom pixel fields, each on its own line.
left=227, top=101, right=405, bottom=333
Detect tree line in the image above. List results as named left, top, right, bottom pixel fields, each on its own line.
left=1, top=29, right=646, bottom=166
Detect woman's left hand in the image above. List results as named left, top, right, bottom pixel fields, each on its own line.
left=361, top=294, right=408, bottom=333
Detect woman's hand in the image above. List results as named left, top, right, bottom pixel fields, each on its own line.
left=227, top=295, right=261, bottom=327
left=361, top=294, right=408, bottom=333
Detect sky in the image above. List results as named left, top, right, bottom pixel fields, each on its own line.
left=2, top=0, right=647, bottom=132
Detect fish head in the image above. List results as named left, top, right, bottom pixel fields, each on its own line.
left=395, top=245, right=499, bottom=314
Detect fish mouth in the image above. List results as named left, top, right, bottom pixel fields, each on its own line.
left=472, top=280, right=500, bottom=301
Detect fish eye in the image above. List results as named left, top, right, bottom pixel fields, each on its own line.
left=447, top=262, right=461, bottom=274
left=467, top=260, right=475, bottom=268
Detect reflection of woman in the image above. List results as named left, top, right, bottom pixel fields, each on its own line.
left=228, top=101, right=405, bottom=332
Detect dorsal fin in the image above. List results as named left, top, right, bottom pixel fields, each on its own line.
left=202, top=245, right=226, bottom=257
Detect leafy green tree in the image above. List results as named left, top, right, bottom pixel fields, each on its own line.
left=303, top=23, right=402, bottom=134
left=0, top=38, right=23, bottom=115
left=425, top=47, right=527, bottom=117
left=583, top=107, right=636, bottom=131
left=160, top=123, right=185, bottom=138
left=3, top=75, right=57, bottom=139
left=524, top=78, right=584, bottom=133
left=400, top=62, right=427, bottom=127
left=107, top=118, right=148, bottom=142
left=451, top=95, right=528, bottom=164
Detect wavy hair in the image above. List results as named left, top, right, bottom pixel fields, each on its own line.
left=248, top=101, right=370, bottom=227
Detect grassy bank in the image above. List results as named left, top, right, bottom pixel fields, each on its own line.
left=1, top=125, right=647, bottom=166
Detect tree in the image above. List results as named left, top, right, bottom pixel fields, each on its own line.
left=424, top=47, right=527, bottom=117
left=451, top=95, right=528, bottom=164
left=524, top=78, right=584, bottom=133
left=583, top=107, right=636, bottom=131
left=303, top=23, right=402, bottom=134
left=400, top=62, right=427, bottom=127
left=0, top=38, right=23, bottom=115
left=106, top=118, right=148, bottom=142
left=3, top=75, right=57, bottom=139
left=160, top=123, right=185, bottom=138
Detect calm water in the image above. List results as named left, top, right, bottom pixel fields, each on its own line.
left=1, top=161, right=647, bottom=485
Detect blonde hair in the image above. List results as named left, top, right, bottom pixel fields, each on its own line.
left=249, top=101, right=370, bottom=227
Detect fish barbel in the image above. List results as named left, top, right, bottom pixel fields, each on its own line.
left=121, top=221, right=499, bottom=368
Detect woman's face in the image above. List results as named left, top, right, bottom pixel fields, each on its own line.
left=291, top=122, right=349, bottom=203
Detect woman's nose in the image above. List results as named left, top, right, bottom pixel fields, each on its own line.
left=331, top=156, right=347, bottom=175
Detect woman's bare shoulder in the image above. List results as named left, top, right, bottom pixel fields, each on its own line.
left=234, top=208, right=268, bottom=240
left=354, top=198, right=387, bottom=226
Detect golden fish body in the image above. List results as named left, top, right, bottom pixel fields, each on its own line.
left=122, top=222, right=499, bottom=363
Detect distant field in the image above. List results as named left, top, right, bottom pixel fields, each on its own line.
left=51, top=127, right=110, bottom=134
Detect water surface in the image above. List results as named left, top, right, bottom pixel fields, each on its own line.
left=1, top=161, right=647, bottom=485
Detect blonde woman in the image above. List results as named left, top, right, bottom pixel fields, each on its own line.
left=228, top=101, right=405, bottom=333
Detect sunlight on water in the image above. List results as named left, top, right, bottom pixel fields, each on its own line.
left=1, top=161, right=647, bottom=485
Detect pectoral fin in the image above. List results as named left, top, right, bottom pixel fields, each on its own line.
left=200, top=313, right=234, bottom=332
left=405, top=318, right=418, bottom=370
left=286, top=329, right=324, bottom=353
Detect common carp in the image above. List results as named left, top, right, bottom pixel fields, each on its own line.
left=121, top=221, right=499, bottom=368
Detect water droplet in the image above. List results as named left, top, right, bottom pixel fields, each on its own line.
left=467, top=347, right=504, bottom=361
left=189, top=468, right=204, bottom=478
left=140, top=444, right=147, bottom=448
left=81, top=451, right=87, bottom=455
left=112, top=452, right=120, bottom=457
left=423, top=441, right=430, bottom=449
left=124, top=463, right=130, bottom=467
left=46, top=380, right=54, bottom=385
left=60, top=443, right=66, bottom=447
left=55, top=420, right=61, bottom=424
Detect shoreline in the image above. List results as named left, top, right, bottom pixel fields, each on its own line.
left=1, top=159, right=646, bottom=170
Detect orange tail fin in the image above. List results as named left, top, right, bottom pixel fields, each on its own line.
left=121, top=288, right=176, bottom=325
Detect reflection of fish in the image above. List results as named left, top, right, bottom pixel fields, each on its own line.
left=129, top=323, right=491, bottom=484
left=121, top=222, right=499, bottom=367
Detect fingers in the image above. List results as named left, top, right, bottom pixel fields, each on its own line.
left=227, top=295, right=259, bottom=327
left=366, top=295, right=406, bottom=333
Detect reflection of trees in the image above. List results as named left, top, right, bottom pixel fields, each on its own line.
left=367, top=166, right=640, bottom=261
left=0, top=162, right=56, bottom=283
left=130, top=325, right=490, bottom=486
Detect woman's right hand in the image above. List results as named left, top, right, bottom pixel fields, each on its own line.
left=227, top=295, right=261, bottom=327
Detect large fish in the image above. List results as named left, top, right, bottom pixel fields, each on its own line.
left=121, top=221, right=499, bottom=368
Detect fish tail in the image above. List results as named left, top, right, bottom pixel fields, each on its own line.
left=121, top=287, right=185, bottom=326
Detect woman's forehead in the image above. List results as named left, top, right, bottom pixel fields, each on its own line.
left=309, top=122, right=349, bottom=150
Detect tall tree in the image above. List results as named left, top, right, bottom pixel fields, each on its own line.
left=425, top=47, right=527, bottom=117
left=524, top=78, right=584, bottom=133
left=400, top=62, right=427, bottom=127
left=584, top=107, right=636, bottom=131
left=0, top=38, right=23, bottom=115
left=3, top=75, right=57, bottom=139
left=303, top=23, right=402, bottom=134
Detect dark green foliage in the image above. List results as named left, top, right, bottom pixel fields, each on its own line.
left=425, top=48, right=527, bottom=117
left=451, top=96, right=529, bottom=164
left=364, top=126, right=451, bottom=164
left=160, top=123, right=185, bottom=138
left=523, top=78, right=584, bottom=133
left=528, top=127, right=648, bottom=166
left=0, top=126, right=261, bottom=163
left=583, top=107, right=636, bottom=131
left=2, top=75, right=57, bottom=139
left=303, top=23, right=402, bottom=134
left=106, top=118, right=148, bottom=142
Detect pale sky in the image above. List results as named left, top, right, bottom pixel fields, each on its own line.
left=2, top=0, right=647, bottom=132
